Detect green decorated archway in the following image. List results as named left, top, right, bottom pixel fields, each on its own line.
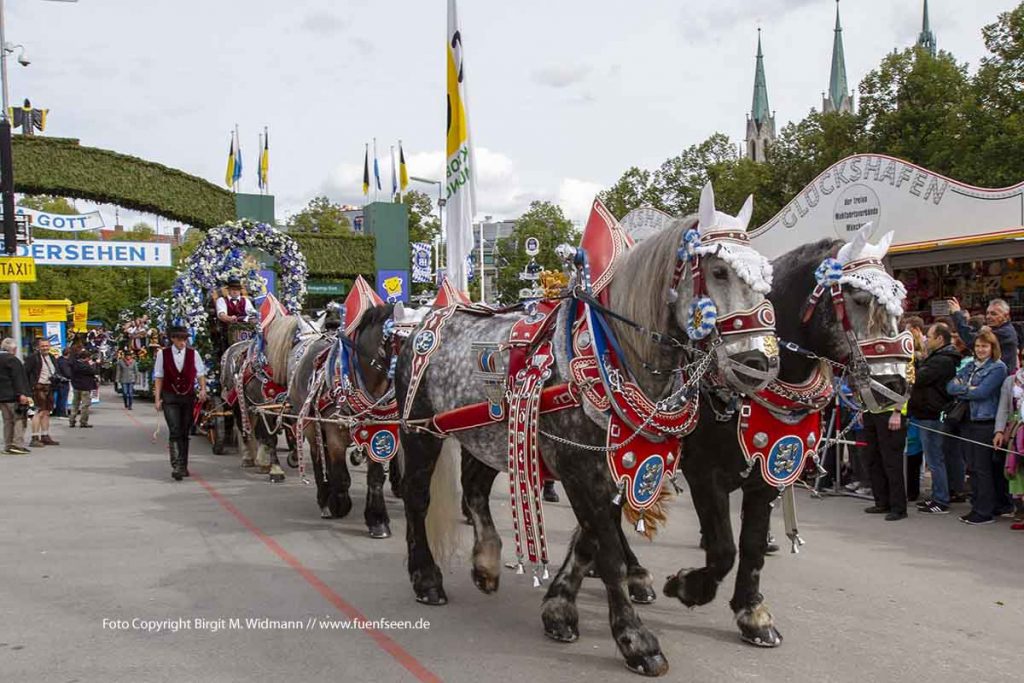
left=11, top=135, right=236, bottom=229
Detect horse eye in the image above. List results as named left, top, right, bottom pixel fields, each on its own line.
left=711, top=266, right=729, bottom=280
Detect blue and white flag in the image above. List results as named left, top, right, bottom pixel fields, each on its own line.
left=411, top=242, right=432, bottom=283
left=466, top=254, right=475, bottom=282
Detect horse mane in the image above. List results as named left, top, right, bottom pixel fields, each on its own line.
left=607, top=216, right=694, bottom=378
left=264, top=314, right=301, bottom=381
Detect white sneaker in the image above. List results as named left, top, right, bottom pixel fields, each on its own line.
left=855, top=487, right=872, bottom=496
left=844, top=481, right=862, bottom=492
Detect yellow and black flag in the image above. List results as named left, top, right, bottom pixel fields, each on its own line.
left=362, top=144, right=370, bottom=196
left=399, top=141, right=409, bottom=195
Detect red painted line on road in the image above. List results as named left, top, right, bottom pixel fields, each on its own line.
left=126, top=407, right=441, bottom=683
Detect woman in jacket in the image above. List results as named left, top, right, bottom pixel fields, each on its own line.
left=115, top=352, right=139, bottom=410
left=69, top=350, right=99, bottom=428
left=947, top=329, right=1008, bottom=525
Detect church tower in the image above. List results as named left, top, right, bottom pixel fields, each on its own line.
left=823, top=0, right=855, bottom=114
left=745, top=29, right=775, bottom=163
left=917, top=0, right=937, bottom=56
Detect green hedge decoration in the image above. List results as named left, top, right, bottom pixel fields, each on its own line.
left=291, top=232, right=376, bottom=278
left=12, top=136, right=236, bottom=229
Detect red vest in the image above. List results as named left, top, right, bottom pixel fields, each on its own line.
left=225, top=297, right=249, bottom=317
left=162, top=347, right=197, bottom=395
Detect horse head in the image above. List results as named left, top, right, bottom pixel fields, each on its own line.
left=681, top=182, right=779, bottom=393
left=777, top=222, right=911, bottom=411
left=349, top=303, right=398, bottom=398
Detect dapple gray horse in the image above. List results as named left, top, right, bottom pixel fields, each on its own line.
left=395, top=185, right=779, bottom=676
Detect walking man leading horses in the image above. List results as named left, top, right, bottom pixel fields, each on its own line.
left=154, top=326, right=208, bottom=481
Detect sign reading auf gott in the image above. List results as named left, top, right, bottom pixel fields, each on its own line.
left=0, top=256, right=37, bottom=282
left=0, top=238, right=172, bottom=267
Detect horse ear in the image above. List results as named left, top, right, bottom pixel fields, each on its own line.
left=737, top=194, right=754, bottom=230
left=838, top=221, right=872, bottom=264
left=698, top=182, right=716, bottom=232
left=877, top=230, right=895, bottom=256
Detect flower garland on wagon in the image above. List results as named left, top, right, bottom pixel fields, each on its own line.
left=170, top=219, right=308, bottom=333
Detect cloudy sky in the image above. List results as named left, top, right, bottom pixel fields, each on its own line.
left=6, top=0, right=1018, bottom=232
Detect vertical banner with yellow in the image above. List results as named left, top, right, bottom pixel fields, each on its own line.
left=446, top=0, right=476, bottom=292
left=72, top=302, right=89, bottom=333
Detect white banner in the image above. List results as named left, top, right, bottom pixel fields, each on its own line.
left=15, top=206, right=106, bottom=232
left=1, top=238, right=172, bottom=267
left=445, top=0, right=476, bottom=291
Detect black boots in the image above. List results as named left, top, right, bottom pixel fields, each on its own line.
left=169, top=442, right=185, bottom=481
left=542, top=480, right=559, bottom=503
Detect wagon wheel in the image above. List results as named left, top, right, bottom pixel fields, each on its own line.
left=287, top=451, right=299, bottom=468
left=211, top=415, right=228, bottom=455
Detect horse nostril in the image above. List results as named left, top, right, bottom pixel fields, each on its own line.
left=734, top=351, right=771, bottom=374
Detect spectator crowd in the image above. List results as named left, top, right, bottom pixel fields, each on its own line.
left=822, top=296, right=1024, bottom=530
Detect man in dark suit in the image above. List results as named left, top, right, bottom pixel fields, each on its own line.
left=0, top=337, right=31, bottom=454
left=22, top=337, right=60, bottom=447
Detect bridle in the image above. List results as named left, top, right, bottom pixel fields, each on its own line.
left=801, top=255, right=913, bottom=411
left=669, top=227, right=779, bottom=391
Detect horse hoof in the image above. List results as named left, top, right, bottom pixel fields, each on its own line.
left=740, top=625, right=783, bottom=648
left=269, top=473, right=285, bottom=483
left=319, top=506, right=332, bottom=519
left=737, top=604, right=783, bottom=648
left=256, top=465, right=271, bottom=474
left=241, top=459, right=256, bottom=468
left=624, top=653, right=669, bottom=677
left=629, top=583, right=657, bottom=605
left=541, top=598, right=578, bottom=642
left=663, top=569, right=711, bottom=607
left=415, top=587, right=447, bottom=606
left=368, top=523, right=392, bottom=539
left=542, top=622, right=579, bottom=643
left=471, top=567, right=500, bottom=594
left=329, top=497, right=353, bottom=519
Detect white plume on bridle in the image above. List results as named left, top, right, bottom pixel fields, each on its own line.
left=695, top=183, right=773, bottom=294
left=835, top=222, right=906, bottom=318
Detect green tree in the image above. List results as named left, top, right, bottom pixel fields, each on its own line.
left=651, top=132, right=738, bottom=217
left=17, top=194, right=77, bottom=214
left=858, top=47, right=970, bottom=175
left=598, top=167, right=661, bottom=219
left=288, top=196, right=351, bottom=234
left=493, top=201, right=578, bottom=304
left=403, top=190, right=441, bottom=245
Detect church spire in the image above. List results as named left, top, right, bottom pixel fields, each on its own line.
left=917, top=0, right=937, bottom=56
left=823, top=1, right=854, bottom=114
left=751, top=29, right=770, bottom=127
left=745, top=29, right=775, bottom=163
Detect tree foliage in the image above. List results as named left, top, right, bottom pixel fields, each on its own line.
left=493, top=201, right=578, bottom=304
left=287, top=196, right=351, bottom=234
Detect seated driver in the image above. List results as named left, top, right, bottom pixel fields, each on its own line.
left=215, top=278, right=256, bottom=326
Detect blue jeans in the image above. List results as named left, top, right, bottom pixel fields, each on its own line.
left=122, top=383, right=134, bottom=409
left=916, top=418, right=949, bottom=505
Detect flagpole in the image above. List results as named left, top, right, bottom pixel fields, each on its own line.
left=373, top=136, right=378, bottom=203
left=257, top=130, right=262, bottom=195
left=264, top=125, right=269, bottom=195
left=232, top=124, right=237, bottom=193
left=398, top=139, right=404, bottom=203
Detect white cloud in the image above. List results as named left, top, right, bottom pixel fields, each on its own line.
left=531, top=64, right=592, bottom=88
left=298, top=11, right=348, bottom=36
left=558, top=178, right=604, bottom=224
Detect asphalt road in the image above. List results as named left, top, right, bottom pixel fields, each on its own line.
left=1, top=386, right=1022, bottom=683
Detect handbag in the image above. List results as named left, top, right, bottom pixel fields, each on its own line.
left=943, top=399, right=968, bottom=426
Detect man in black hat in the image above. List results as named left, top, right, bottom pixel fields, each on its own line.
left=215, top=278, right=256, bottom=326
left=153, top=326, right=207, bottom=481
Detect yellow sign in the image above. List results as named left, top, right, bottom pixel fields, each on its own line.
left=0, top=256, right=36, bottom=282
left=73, top=302, right=89, bottom=333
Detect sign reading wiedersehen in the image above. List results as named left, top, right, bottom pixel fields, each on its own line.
left=0, top=256, right=37, bottom=282
left=0, top=238, right=171, bottom=267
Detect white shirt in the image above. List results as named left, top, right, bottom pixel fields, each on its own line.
left=215, top=296, right=256, bottom=319
left=37, top=353, right=55, bottom=384
left=152, top=346, right=207, bottom=379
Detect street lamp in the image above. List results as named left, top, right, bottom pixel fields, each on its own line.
left=409, top=174, right=445, bottom=274
left=0, top=0, right=78, bottom=357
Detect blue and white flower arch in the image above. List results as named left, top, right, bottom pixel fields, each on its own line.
left=171, top=219, right=307, bottom=332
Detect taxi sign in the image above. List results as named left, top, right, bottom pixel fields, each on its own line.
left=0, top=256, right=36, bottom=282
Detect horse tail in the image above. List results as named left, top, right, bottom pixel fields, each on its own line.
left=425, top=437, right=462, bottom=565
